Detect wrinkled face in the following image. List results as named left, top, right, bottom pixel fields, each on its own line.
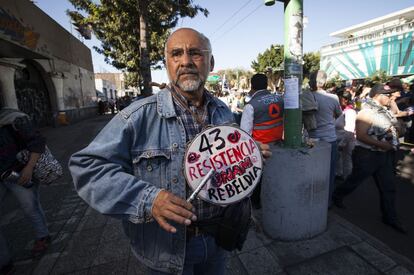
left=165, top=29, right=214, bottom=93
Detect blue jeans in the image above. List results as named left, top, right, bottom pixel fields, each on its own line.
left=0, top=180, right=49, bottom=266
left=144, top=235, right=227, bottom=275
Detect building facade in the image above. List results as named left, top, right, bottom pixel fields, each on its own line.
left=95, top=73, right=140, bottom=98
left=320, top=7, right=414, bottom=81
left=95, top=78, right=116, bottom=100
left=0, top=0, right=96, bottom=127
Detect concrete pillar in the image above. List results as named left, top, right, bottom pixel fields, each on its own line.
left=261, top=141, right=331, bottom=241
left=51, top=74, right=65, bottom=110
left=0, top=64, right=18, bottom=109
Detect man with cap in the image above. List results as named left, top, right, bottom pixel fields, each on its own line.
left=333, top=84, right=407, bottom=234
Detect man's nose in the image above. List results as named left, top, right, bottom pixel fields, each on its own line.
left=181, top=51, right=193, bottom=65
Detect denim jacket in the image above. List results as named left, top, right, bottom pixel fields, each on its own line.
left=69, top=88, right=233, bottom=274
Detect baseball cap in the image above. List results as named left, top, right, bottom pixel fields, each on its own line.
left=369, top=84, right=393, bottom=98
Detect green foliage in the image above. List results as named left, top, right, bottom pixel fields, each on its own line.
left=326, top=74, right=343, bottom=89
left=124, top=72, right=140, bottom=89
left=366, top=70, right=391, bottom=85
left=67, top=0, right=208, bottom=80
left=303, top=51, right=320, bottom=79
left=216, top=68, right=253, bottom=90
left=205, top=68, right=253, bottom=93
left=251, top=44, right=284, bottom=90
left=251, top=44, right=284, bottom=73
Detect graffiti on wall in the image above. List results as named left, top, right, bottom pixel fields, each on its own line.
left=0, top=7, right=40, bottom=49
left=14, top=64, right=52, bottom=128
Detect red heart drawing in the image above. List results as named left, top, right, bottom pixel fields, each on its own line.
left=187, top=152, right=201, bottom=163
left=227, top=130, right=241, bottom=143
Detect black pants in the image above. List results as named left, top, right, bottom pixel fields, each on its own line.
left=251, top=178, right=261, bottom=207
left=333, top=146, right=398, bottom=222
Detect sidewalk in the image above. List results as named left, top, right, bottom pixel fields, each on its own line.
left=2, top=115, right=414, bottom=274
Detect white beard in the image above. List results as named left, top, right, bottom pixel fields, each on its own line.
left=177, top=79, right=202, bottom=92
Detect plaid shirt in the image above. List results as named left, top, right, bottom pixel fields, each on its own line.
left=171, top=89, right=224, bottom=221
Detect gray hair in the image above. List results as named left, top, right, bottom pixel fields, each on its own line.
left=309, top=70, right=327, bottom=91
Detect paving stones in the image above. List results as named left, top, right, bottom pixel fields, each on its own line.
left=238, top=246, right=283, bottom=274
left=3, top=116, right=414, bottom=275
left=284, top=246, right=380, bottom=275
left=351, top=242, right=397, bottom=272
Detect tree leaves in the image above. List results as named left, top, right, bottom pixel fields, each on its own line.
left=67, top=0, right=208, bottom=89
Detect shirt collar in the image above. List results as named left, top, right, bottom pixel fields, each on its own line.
left=157, top=86, right=216, bottom=118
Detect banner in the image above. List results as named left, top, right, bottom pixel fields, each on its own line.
left=184, top=125, right=263, bottom=205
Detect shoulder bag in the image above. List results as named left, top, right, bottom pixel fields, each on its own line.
left=16, top=146, right=63, bottom=185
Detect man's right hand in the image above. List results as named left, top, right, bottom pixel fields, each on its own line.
left=152, top=190, right=197, bottom=233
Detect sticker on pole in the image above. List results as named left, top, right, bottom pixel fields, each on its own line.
left=184, top=125, right=263, bottom=205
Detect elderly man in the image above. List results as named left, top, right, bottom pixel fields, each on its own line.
left=69, top=28, right=270, bottom=275
left=333, top=84, right=406, bottom=234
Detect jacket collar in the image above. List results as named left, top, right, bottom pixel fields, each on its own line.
left=251, top=89, right=269, bottom=100
left=156, top=87, right=177, bottom=118
left=157, top=86, right=222, bottom=119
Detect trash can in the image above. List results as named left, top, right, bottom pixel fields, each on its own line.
left=57, top=112, right=69, bottom=126
left=261, top=141, right=331, bottom=240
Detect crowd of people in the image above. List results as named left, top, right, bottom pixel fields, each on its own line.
left=304, top=71, right=413, bottom=234
left=213, top=69, right=414, bottom=233
left=97, top=95, right=135, bottom=115
left=2, top=26, right=414, bottom=275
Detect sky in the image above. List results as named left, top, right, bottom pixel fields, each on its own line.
left=35, top=0, right=414, bottom=83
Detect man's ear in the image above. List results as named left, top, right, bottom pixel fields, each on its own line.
left=210, top=55, right=215, bottom=72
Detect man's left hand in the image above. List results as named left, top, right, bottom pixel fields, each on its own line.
left=257, top=142, right=272, bottom=161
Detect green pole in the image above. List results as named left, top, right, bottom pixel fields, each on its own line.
left=283, top=0, right=303, bottom=148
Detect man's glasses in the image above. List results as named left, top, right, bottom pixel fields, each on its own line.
left=168, top=48, right=210, bottom=62
left=381, top=93, right=392, bottom=98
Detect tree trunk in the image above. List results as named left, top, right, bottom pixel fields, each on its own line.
left=139, top=0, right=152, bottom=97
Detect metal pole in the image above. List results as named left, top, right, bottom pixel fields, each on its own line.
left=283, top=0, right=303, bottom=148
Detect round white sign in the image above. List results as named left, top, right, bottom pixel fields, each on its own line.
left=184, top=125, right=263, bottom=205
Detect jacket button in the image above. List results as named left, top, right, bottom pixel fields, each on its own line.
left=172, top=177, right=178, bottom=183
left=147, top=165, right=153, bottom=172
left=172, top=143, right=178, bottom=148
